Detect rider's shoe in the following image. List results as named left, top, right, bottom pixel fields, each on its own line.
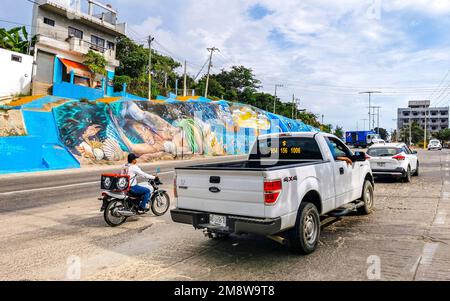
left=137, top=207, right=150, bottom=215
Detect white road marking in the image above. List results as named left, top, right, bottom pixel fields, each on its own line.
left=421, top=243, right=439, bottom=266
left=433, top=211, right=447, bottom=226
left=0, top=171, right=174, bottom=196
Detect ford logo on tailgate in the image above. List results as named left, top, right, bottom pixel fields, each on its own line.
left=209, top=187, right=221, bottom=193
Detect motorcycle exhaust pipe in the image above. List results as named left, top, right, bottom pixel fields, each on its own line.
left=116, top=210, right=136, bottom=217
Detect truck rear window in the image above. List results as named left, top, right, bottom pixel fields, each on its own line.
left=250, top=137, right=323, bottom=160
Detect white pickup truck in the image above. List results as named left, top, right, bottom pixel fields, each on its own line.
left=171, top=132, right=374, bottom=254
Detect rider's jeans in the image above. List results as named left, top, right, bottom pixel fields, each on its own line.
left=130, top=185, right=151, bottom=209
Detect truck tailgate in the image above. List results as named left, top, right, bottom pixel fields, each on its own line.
left=175, top=169, right=266, bottom=218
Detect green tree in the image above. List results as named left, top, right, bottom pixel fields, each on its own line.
left=374, top=127, right=389, bottom=141
left=0, top=26, right=31, bottom=54
left=114, top=37, right=181, bottom=98
left=334, top=126, right=344, bottom=139
left=84, top=50, right=106, bottom=76
left=211, top=66, right=261, bottom=101
left=400, top=122, right=424, bottom=144
left=435, top=128, right=450, bottom=142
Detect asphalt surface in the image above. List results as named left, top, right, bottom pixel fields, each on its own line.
left=0, top=150, right=449, bottom=280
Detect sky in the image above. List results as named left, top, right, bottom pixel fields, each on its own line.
left=2, top=0, right=450, bottom=132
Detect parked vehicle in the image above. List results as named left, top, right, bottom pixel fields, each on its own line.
left=99, top=168, right=170, bottom=227
left=367, top=143, right=419, bottom=182
left=171, top=132, right=374, bottom=254
left=428, top=139, right=442, bottom=151
left=346, top=131, right=382, bottom=148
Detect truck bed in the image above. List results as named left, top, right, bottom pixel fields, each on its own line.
left=176, top=159, right=327, bottom=171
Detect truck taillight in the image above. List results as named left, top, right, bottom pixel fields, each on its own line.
left=392, top=155, right=406, bottom=161
left=264, top=179, right=282, bottom=206
left=173, top=175, right=178, bottom=198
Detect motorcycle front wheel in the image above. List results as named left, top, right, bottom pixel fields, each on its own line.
left=104, top=200, right=128, bottom=227
left=151, top=191, right=171, bottom=216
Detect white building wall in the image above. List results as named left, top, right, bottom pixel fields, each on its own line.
left=0, top=49, right=34, bottom=98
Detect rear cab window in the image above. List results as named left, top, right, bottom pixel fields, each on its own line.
left=250, top=137, right=323, bottom=161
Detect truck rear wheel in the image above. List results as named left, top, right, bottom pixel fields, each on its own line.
left=288, top=202, right=320, bottom=255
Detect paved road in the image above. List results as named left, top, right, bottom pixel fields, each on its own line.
left=0, top=150, right=449, bottom=280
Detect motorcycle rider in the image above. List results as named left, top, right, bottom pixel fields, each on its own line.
left=122, top=153, right=159, bottom=213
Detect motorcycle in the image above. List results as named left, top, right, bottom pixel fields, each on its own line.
left=99, top=168, right=171, bottom=227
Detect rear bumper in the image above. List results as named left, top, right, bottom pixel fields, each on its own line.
left=170, top=209, right=283, bottom=236
left=372, top=167, right=405, bottom=178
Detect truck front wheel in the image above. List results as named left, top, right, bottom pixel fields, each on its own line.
left=288, top=202, right=320, bottom=255
left=357, top=180, right=374, bottom=215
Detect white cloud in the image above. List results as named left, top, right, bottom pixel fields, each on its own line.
left=122, top=0, right=450, bottom=131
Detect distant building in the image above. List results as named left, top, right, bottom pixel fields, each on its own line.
left=31, top=0, right=126, bottom=98
left=397, top=100, right=449, bottom=134
left=0, top=48, right=33, bottom=99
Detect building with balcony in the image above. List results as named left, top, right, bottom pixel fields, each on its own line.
left=31, top=0, right=126, bottom=99
left=397, top=100, right=449, bottom=135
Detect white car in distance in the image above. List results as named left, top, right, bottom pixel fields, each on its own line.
left=367, top=143, right=419, bottom=182
left=428, top=139, right=442, bottom=151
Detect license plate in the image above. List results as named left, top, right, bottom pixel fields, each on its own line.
left=210, top=214, right=226, bottom=227
left=377, top=162, right=386, bottom=167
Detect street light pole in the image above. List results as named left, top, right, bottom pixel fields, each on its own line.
left=273, top=84, right=284, bottom=114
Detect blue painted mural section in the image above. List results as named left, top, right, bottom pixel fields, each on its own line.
left=21, top=110, right=80, bottom=171
left=53, top=57, right=63, bottom=84
left=0, top=136, right=48, bottom=174
left=106, top=70, right=115, bottom=96
left=53, top=82, right=104, bottom=100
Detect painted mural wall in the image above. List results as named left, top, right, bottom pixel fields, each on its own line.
left=0, top=108, right=26, bottom=137
left=53, top=100, right=316, bottom=164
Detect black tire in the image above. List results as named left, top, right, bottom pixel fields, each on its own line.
left=287, top=202, right=320, bottom=255
left=104, top=200, right=128, bottom=227
left=403, top=166, right=412, bottom=183
left=413, top=162, right=419, bottom=177
left=357, top=180, right=374, bottom=215
left=151, top=191, right=171, bottom=216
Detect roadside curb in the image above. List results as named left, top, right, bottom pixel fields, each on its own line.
left=0, top=155, right=247, bottom=180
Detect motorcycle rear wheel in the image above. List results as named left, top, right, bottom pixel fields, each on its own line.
left=104, top=200, right=128, bottom=227
left=151, top=191, right=171, bottom=216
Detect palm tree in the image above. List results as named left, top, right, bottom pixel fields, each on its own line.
left=0, top=26, right=31, bottom=54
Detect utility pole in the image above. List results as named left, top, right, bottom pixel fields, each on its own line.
left=291, top=94, right=295, bottom=119
left=205, top=47, right=219, bottom=98
left=322, top=115, right=325, bottom=125
left=424, top=107, right=429, bottom=149
left=370, top=106, right=382, bottom=134
left=409, top=107, right=412, bottom=146
left=361, top=119, right=368, bottom=131
left=359, top=91, right=381, bottom=131
left=183, top=60, right=187, bottom=97
left=273, top=84, right=284, bottom=114
left=147, top=35, right=155, bottom=100
left=295, top=98, right=301, bottom=119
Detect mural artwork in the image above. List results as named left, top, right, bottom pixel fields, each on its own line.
left=0, top=109, right=26, bottom=137
left=53, top=100, right=308, bottom=164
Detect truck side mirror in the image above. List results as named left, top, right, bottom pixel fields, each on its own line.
left=353, top=151, right=367, bottom=162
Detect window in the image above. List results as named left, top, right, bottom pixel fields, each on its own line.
left=91, top=35, right=105, bottom=51
left=250, top=137, right=323, bottom=161
left=107, top=41, right=115, bottom=50
left=11, top=54, right=22, bottom=63
left=367, top=148, right=401, bottom=157
left=68, top=27, right=83, bottom=39
left=325, top=137, right=353, bottom=159
left=43, top=17, right=55, bottom=26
